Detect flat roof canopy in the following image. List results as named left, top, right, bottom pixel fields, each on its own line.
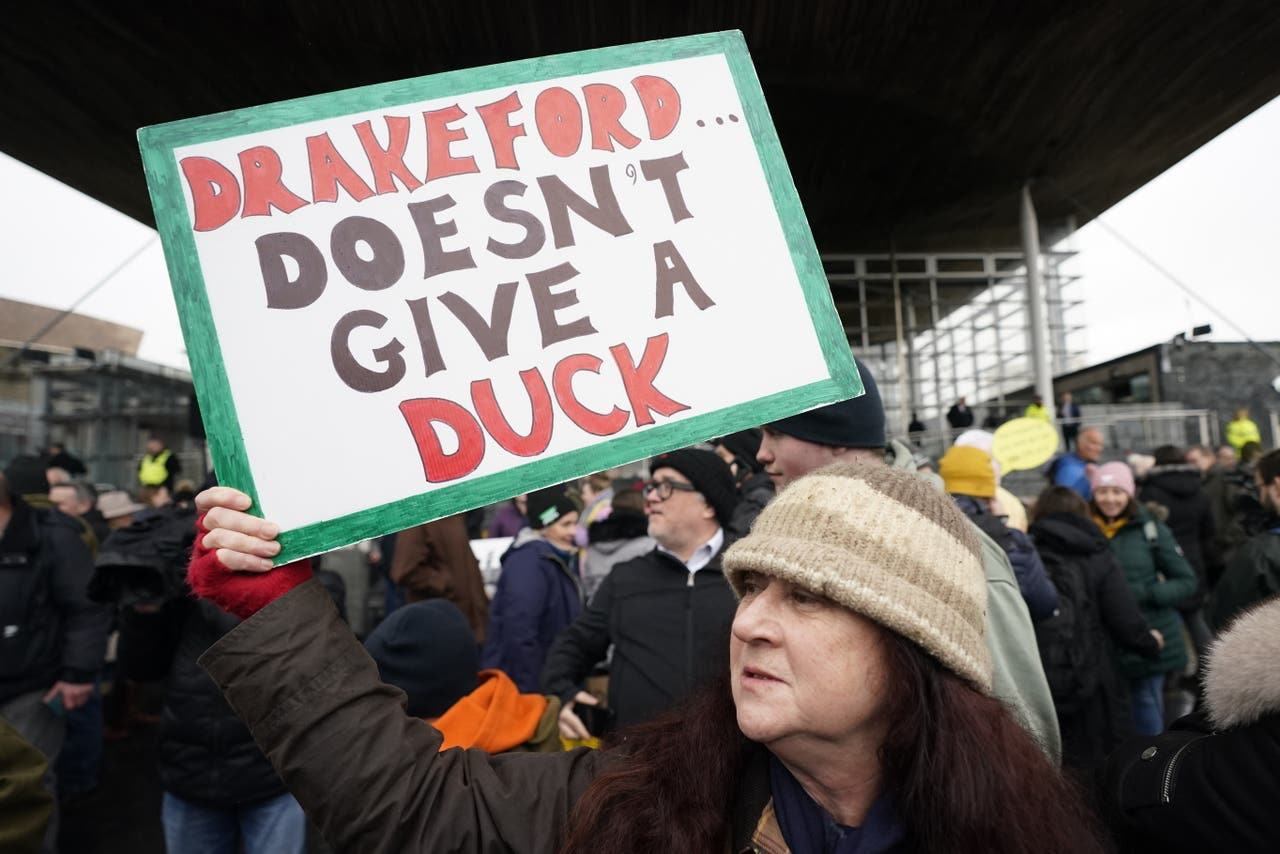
left=5, top=3, right=1279, bottom=252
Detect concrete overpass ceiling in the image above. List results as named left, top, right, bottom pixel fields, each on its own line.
left=4, top=2, right=1279, bottom=251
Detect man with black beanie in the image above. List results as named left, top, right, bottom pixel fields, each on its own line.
left=540, top=448, right=739, bottom=738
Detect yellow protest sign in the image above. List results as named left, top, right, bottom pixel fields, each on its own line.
left=992, top=417, right=1060, bottom=472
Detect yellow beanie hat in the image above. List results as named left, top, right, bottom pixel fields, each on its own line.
left=938, top=446, right=997, bottom=499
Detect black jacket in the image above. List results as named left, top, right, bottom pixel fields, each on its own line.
left=1139, top=464, right=1218, bottom=583
left=95, top=504, right=287, bottom=807
left=0, top=498, right=109, bottom=702
left=1104, top=596, right=1280, bottom=852
left=1029, top=513, right=1157, bottom=770
left=540, top=540, right=738, bottom=730
left=1208, top=526, right=1280, bottom=632
left=154, top=599, right=289, bottom=806
left=728, top=471, right=775, bottom=539
left=1029, top=514, right=1157, bottom=655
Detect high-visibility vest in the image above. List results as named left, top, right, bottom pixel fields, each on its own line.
left=1023, top=403, right=1051, bottom=423
left=1225, top=419, right=1261, bottom=452
left=139, top=450, right=172, bottom=485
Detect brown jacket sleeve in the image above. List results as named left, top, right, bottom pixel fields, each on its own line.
left=199, top=578, right=603, bottom=854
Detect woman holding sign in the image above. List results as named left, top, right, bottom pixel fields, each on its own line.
left=189, top=463, right=1100, bottom=853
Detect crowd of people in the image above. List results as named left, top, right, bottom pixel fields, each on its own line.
left=2, top=375, right=1279, bottom=853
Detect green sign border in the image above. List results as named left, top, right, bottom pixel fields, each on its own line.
left=138, top=30, right=861, bottom=564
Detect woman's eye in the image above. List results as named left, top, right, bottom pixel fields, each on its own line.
left=789, top=588, right=821, bottom=607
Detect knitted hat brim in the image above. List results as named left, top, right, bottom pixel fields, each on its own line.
left=725, top=537, right=992, bottom=693
left=723, top=467, right=992, bottom=693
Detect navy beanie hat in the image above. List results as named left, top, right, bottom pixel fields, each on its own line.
left=767, top=358, right=885, bottom=449
left=364, top=600, right=479, bottom=719
left=524, top=483, right=582, bottom=530
left=649, top=448, right=738, bottom=527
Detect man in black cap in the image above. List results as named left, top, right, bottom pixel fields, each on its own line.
left=540, top=448, right=740, bottom=737
left=754, top=358, right=1063, bottom=762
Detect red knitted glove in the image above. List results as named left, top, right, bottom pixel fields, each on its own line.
left=188, top=514, right=313, bottom=620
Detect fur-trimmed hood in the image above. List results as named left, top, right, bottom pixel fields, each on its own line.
left=1205, top=596, right=1280, bottom=729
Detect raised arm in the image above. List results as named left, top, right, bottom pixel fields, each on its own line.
left=190, top=487, right=604, bottom=853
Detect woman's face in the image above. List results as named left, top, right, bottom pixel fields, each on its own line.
left=542, top=511, right=579, bottom=550
left=1093, top=486, right=1130, bottom=520
left=729, top=571, right=891, bottom=756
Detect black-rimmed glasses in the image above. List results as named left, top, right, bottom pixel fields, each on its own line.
left=642, top=479, right=698, bottom=501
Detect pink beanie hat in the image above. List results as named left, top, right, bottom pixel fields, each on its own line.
left=1090, top=461, right=1135, bottom=498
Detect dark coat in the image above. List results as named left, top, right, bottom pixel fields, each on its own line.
left=540, top=543, right=738, bottom=730
left=1104, top=596, right=1280, bottom=852
left=480, top=536, right=583, bottom=693
left=46, top=450, right=87, bottom=477
left=1029, top=513, right=1158, bottom=769
left=728, top=471, right=775, bottom=539
left=1200, top=465, right=1245, bottom=572
left=955, top=496, right=1059, bottom=621
left=0, top=498, right=109, bottom=701
left=946, top=403, right=975, bottom=429
left=1139, top=464, right=1217, bottom=586
left=1208, top=526, right=1280, bottom=632
left=123, top=599, right=289, bottom=806
left=200, top=579, right=792, bottom=854
left=1102, top=507, right=1198, bottom=679
left=98, top=505, right=287, bottom=807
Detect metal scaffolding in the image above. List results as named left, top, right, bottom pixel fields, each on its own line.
left=823, top=249, right=1087, bottom=438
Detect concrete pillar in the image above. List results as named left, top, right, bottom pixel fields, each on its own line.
left=1020, top=184, right=1056, bottom=421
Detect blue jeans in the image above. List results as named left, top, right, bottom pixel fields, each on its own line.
left=58, top=677, right=103, bottom=795
left=1130, top=674, right=1166, bottom=736
left=162, top=791, right=305, bottom=854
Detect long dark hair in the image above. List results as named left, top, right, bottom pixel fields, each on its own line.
left=562, top=632, right=1102, bottom=853
left=560, top=675, right=748, bottom=853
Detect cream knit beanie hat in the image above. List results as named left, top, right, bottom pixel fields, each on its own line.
left=723, top=461, right=991, bottom=692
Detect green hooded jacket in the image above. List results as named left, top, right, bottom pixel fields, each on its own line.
left=1102, top=506, right=1198, bottom=679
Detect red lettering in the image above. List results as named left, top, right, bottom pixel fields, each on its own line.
left=471, top=368, right=553, bottom=457
left=306, top=133, right=375, bottom=204
left=424, top=105, right=480, bottom=183
left=583, top=83, right=641, bottom=152
left=609, top=334, right=689, bottom=426
left=399, top=398, right=485, bottom=483
left=476, top=92, right=527, bottom=170
left=354, top=117, right=423, bottom=194
left=632, top=76, right=681, bottom=140
left=534, top=87, right=583, bottom=158
left=238, top=146, right=308, bottom=218
left=552, top=353, right=629, bottom=436
left=180, top=157, right=241, bottom=232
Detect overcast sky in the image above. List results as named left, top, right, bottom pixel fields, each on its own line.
left=2, top=95, right=1278, bottom=373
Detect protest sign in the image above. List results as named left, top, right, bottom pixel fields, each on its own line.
left=139, top=30, right=861, bottom=563
left=992, top=417, right=1061, bottom=472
